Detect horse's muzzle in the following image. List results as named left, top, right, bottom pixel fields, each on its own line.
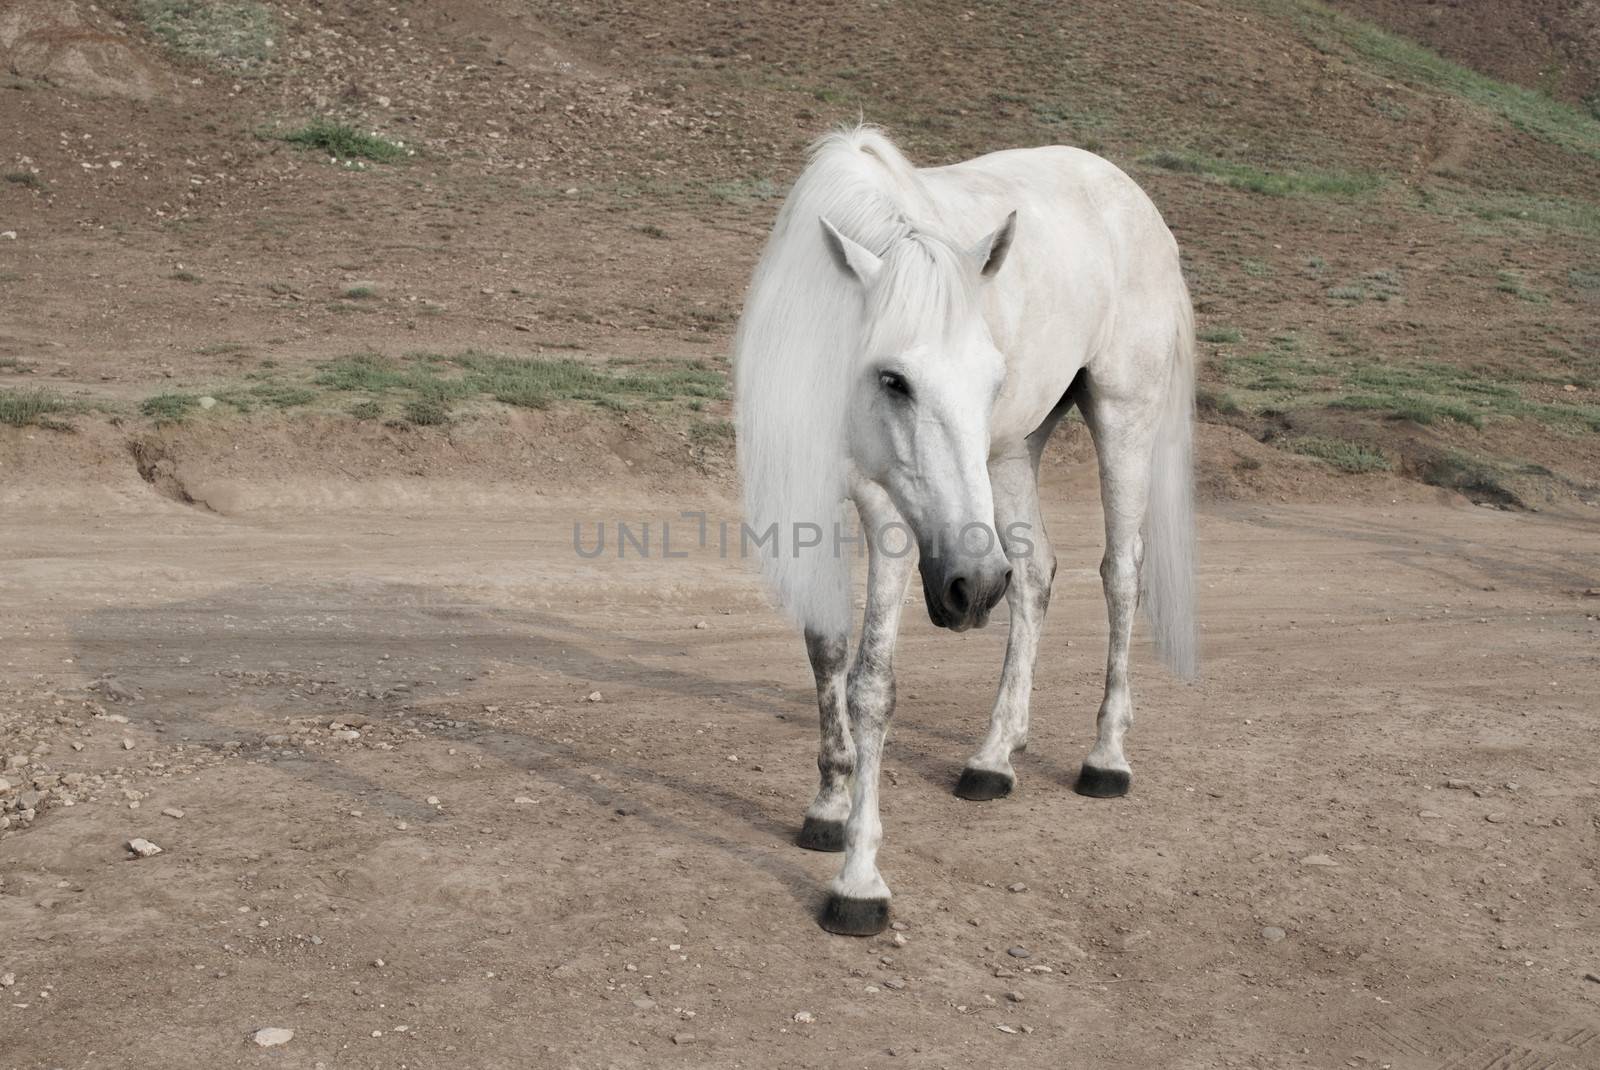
left=921, top=559, right=1012, bottom=632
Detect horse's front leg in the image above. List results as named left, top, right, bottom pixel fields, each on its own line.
left=956, top=448, right=1056, bottom=801
left=797, top=628, right=852, bottom=851
left=820, top=486, right=915, bottom=935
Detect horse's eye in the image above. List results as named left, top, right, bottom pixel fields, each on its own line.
left=879, top=371, right=911, bottom=397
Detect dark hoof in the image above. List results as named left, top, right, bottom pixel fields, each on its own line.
left=1074, top=764, right=1131, bottom=798
left=819, top=894, right=891, bottom=936
left=954, top=767, right=1014, bottom=801
left=796, top=816, right=845, bottom=852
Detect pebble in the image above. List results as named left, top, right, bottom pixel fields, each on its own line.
left=1006, top=946, right=1031, bottom=959
left=632, top=997, right=655, bottom=1010
left=333, top=730, right=360, bottom=742
left=996, top=1024, right=1019, bottom=1035
left=161, top=807, right=185, bottom=819
left=882, top=978, right=906, bottom=990
left=1299, top=853, right=1338, bottom=867
left=586, top=691, right=603, bottom=702
left=889, top=921, right=908, bottom=932
left=198, top=396, right=217, bottom=410
left=793, top=1011, right=815, bottom=1024
left=694, top=621, right=708, bottom=630
left=1261, top=926, right=1287, bottom=942
left=891, top=932, right=907, bottom=947
left=122, top=739, right=135, bottom=750
left=513, top=796, right=536, bottom=805
left=1418, top=809, right=1442, bottom=819
left=1006, top=990, right=1025, bottom=1003
left=671, top=1033, right=695, bottom=1045
left=126, top=838, right=163, bottom=858
left=1008, top=882, right=1027, bottom=893
left=0, top=973, right=13, bottom=987
left=1445, top=778, right=1471, bottom=790
left=1485, top=813, right=1506, bottom=824
left=251, top=1027, right=294, bottom=1047
left=1585, top=972, right=1600, bottom=984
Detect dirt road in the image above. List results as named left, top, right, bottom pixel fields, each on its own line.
left=3, top=462, right=1597, bottom=1070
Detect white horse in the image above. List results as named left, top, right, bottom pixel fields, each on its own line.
left=734, top=125, right=1196, bottom=936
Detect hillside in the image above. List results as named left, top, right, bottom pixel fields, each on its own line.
left=1, top=0, right=1597, bottom=507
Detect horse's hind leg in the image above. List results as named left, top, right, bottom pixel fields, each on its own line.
left=821, top=484, right=914, bottom=935
left=1075, top=385, right=1159, bottom=798
left=798, top=628, right=852, bottom=851
left=955, top=446, right=1056, bottom=801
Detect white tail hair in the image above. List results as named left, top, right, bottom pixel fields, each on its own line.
left=734, top=126, right=935, bottom=637
left=1141, top=286, right=1199, bottom=678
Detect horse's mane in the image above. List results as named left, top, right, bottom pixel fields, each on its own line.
left=733, top=125, right=939, bottom=636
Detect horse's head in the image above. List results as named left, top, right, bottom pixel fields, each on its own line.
left=820, top=211, right=1018, bottom=632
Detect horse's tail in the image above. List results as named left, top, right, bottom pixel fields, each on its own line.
left=1142, top=285, right=1198, bottom=679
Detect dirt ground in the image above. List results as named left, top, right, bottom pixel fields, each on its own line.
left=3, top=1, right=1600, bottom=1067
left=3, top=454, right=1598, bottom=1069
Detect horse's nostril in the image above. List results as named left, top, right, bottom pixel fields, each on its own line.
left=946, top=576, right=971, bottom=615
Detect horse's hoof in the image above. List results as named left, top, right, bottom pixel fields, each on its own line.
left=1074, top=764, right=1131, bottom=798
left=796, top=816, right=845, bottom=852
left=819, top=894, right=890, bottom=936
left=954, top=767, right=1014, bottom=801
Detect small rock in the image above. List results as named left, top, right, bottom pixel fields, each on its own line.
left=671, top=1033, right=695, bottom=1045
left=126, top=838, right=162, bottom=858
left=793, top=1010, right=815, bottom=1024
left=694, top=621, right=708, bottom=630
left=1584, top=972, right=1600, bottom=984
left=1006, top=946, right=1031, bottom=959
left=1006, top=990, right=1025, bottom=1002
left=98, top=677, right=139, bottom=702
left=882, top=978, right=906, bottom=990
left=0, top=973, right=14, bottom=987
left=891, top=932, right=907, bottom=947
left=995, top=1024, right=1019, bottom=1035
left=513, top=796, right=535, bottom=804
left=1445, top=778, right=1471, bottom=790
left=198, top=396, right=217, bottom=410
left=1485, top=812, right=1506, bottom=824
left=889, top=921, right=908, bottom=932
left=332, top=729, right=360, bottom=742
left=587, top=691, right=603, bottom=702
left=1007, top=882, right=1027, bottom=893
left=427, top=796, right=441, bottom=806
left=161, top=807, right=185, bottom=819
left=122, top=739, right=135, bottom=750
left=1261, top=926, right=1287, bottom=942
left=251, top=1027, right=293, bottom=1048
left=632, top=997, right=656, bottom=1010
left=1299, top=853, right=1338, bottom=867
left=1419, top=809, right=1442, bottom=819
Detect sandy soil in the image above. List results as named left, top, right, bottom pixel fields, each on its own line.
left=3, top=459, right=1597, bottom=1070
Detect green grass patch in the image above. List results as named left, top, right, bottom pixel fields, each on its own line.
left=1142, top=150, right=1381, bottom=197
left=314, top=351, right=727, bottom=415
left=0, top=388, right=69, bottom=427
left=141, top=393, right=202, bottom=423
left=1496, top=271, right=1548, bottom=304
left=349, top=400, right=383, bottom=421
left=1215, top=351, right=1600, bottom=434
left=1286, top=435, right=1391, bottom=473
left=3, top=172, right=43, bottom=190
left=169, top=270, right=202, bottom=283
left=277, top=121, right=407, bottom=162
left=138, top=0, right=276, bottom=73
left=1419, top=452, right=1524, bottom=508
left=1198, top=326, right=1242, bottom=344
left=402, top=396, right=451, bottom=426
left=343, top=285, right=378, bottom=300
left=1261, top=0, right=1600, bottom=161
left=689, top=419, right=735, bottom=446
left=215, top=382, right=316, bottom=413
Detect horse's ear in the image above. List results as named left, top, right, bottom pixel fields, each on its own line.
left=819, top=217, right=882, bottom=286
left=971, top=210, right=1017, bottom=280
